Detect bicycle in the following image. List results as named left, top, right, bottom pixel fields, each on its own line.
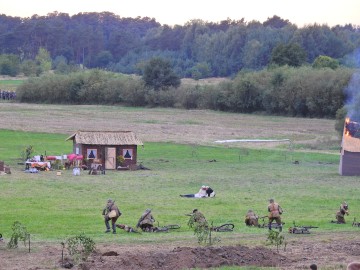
left=152, top=223, right=181, bottom=233
left=210, top=223, right=235, bottom=232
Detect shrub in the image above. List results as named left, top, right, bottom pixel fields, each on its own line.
left=66, top=234, right=95, bottom=264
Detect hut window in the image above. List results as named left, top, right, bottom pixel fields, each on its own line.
left=87, top=149, right=97, bottom=159
left=122, top=149, right=133, bottom=160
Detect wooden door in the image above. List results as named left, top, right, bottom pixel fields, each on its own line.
left=105, top=147, right=116, bottom=169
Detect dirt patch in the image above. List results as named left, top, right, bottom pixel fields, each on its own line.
left=84, top=245, right=287, bottom=270
left=1, top=233, right=359, bottom=270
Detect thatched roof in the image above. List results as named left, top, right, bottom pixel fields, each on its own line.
left=66, top=131, right=143, bottom=145
left=342, top=132, right=360, bottom=152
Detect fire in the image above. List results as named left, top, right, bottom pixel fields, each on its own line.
left=345, top=117, right=350, bottom=136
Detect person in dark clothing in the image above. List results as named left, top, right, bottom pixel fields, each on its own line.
left=102, top=199, right=121, bottom=234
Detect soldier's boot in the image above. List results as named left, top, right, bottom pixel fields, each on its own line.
left=279, top=224, right=282, bottom=232
left=105, top=219, right=111, bottom=233
left=112, top=223, right=116, bottom=234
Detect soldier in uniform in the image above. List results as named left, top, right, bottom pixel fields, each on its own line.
left=137, top=208, right=155, bottom=232
left=192, top=208, right=208, bottom=228
left=268, top=198, right=283, bottom=231
left=102, top=199, right=121, bottom=234
left=335, top=201, right=349, bottom=224
left=245, top=209, right=259, bottom=227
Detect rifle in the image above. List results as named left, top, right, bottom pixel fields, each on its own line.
left=301, top=226, right=319, bottom=229
left=289, top=221, right=319, bottom=234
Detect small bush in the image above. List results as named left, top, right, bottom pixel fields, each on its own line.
left=7, top=221, right=30, bottom=249
left=66, top=234, right=95, bottom=263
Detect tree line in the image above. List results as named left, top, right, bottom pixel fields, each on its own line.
left=1, top=12, right=360, bottom=78
left=16, top=66, right=354, bottom=121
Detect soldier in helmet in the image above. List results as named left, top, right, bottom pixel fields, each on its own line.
left=245, top=209, right=259, bottom=227
left=102, top=199, right=121, bottom=234
left=267, top=198, right=283, bottom=231
left=335, top=201, right=349, bottom=224
left=137, top=208, right=155, bottom=232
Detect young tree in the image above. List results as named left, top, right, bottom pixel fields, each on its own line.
left=35, top=47, right=52, bottom=74
left=142, top=57, right=180, bottom=90
left=312, top=55, right=339, bottom=69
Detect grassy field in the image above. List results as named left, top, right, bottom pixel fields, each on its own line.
left=0, top=102, right=360, bottom=269
left=0, top=129, right=358, bottom=243
left=0, top=79, right=24, bottom=90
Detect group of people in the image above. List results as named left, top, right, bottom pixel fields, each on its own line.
left=102, top=199, right=156, bottom=234
left=245, top=198, right=284, bottom=231
left=245, top=200, right=351, bottom=232
left=0, top=90, right=16, bottom=100
left=102, top=195, right=350, bottom=235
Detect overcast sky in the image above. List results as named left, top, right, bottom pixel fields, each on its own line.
left=1, top=0, right=360, bottom=27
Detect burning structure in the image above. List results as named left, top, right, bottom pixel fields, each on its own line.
left=339, top=117, right=360, bottom=175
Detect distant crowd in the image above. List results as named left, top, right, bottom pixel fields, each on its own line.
left=0, top=90, right=16, bottom=100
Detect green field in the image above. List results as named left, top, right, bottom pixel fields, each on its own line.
left=0, top=129, right=358, bottom=244
left=0, top=79, right=24, bottom=90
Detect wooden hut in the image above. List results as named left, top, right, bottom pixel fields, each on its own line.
left=339, top=119, right=360, bottom=176
left=66, top=131, right=143, bottom=170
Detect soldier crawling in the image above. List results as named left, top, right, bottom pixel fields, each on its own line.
left=245, top=209, right=259, bottom=227
left=335, top=201, right=349, bottom=224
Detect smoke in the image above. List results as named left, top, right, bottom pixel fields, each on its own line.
left=344, top=48, right=360, bottom=121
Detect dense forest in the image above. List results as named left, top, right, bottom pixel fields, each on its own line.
left=1, top=12, right=360, bottom=78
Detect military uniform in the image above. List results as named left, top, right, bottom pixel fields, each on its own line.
left=245, top=210, right=259, bottom=226
left=336, top=202, right=349, bottom=224
left=192, top=209, right=208, bottom=228
left=137, top=209, right=155, bottom=232
left=102, top=199, right=121, bottom=234
left=268, top=199, right=283, bottom=231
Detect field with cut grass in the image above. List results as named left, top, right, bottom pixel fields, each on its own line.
left=0, top=103, right=359, bottom=270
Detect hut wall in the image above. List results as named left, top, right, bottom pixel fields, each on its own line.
left=117, top=145, right=137, bottom=167
left=339, top=150, right=360, bottom=176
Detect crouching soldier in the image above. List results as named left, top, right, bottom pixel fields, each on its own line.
left=137, top=209, right=155, bottom=232
left=245, top=209, right=259, bottom=227
left=336, top=201, right=349, bottom=224
left=102, top=199, right=121, bottom=234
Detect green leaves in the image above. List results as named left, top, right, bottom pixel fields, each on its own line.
left=7, top=221, right=30, bottom=249
left=66, top=234, right=95, bottom=263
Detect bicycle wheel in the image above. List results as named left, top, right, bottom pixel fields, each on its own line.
left=214, top=223, right=234, bottom=232
left=165, top=224, right=181, bottom=229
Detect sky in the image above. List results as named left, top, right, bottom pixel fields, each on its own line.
left=1, top=0, right=360, bottom=27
